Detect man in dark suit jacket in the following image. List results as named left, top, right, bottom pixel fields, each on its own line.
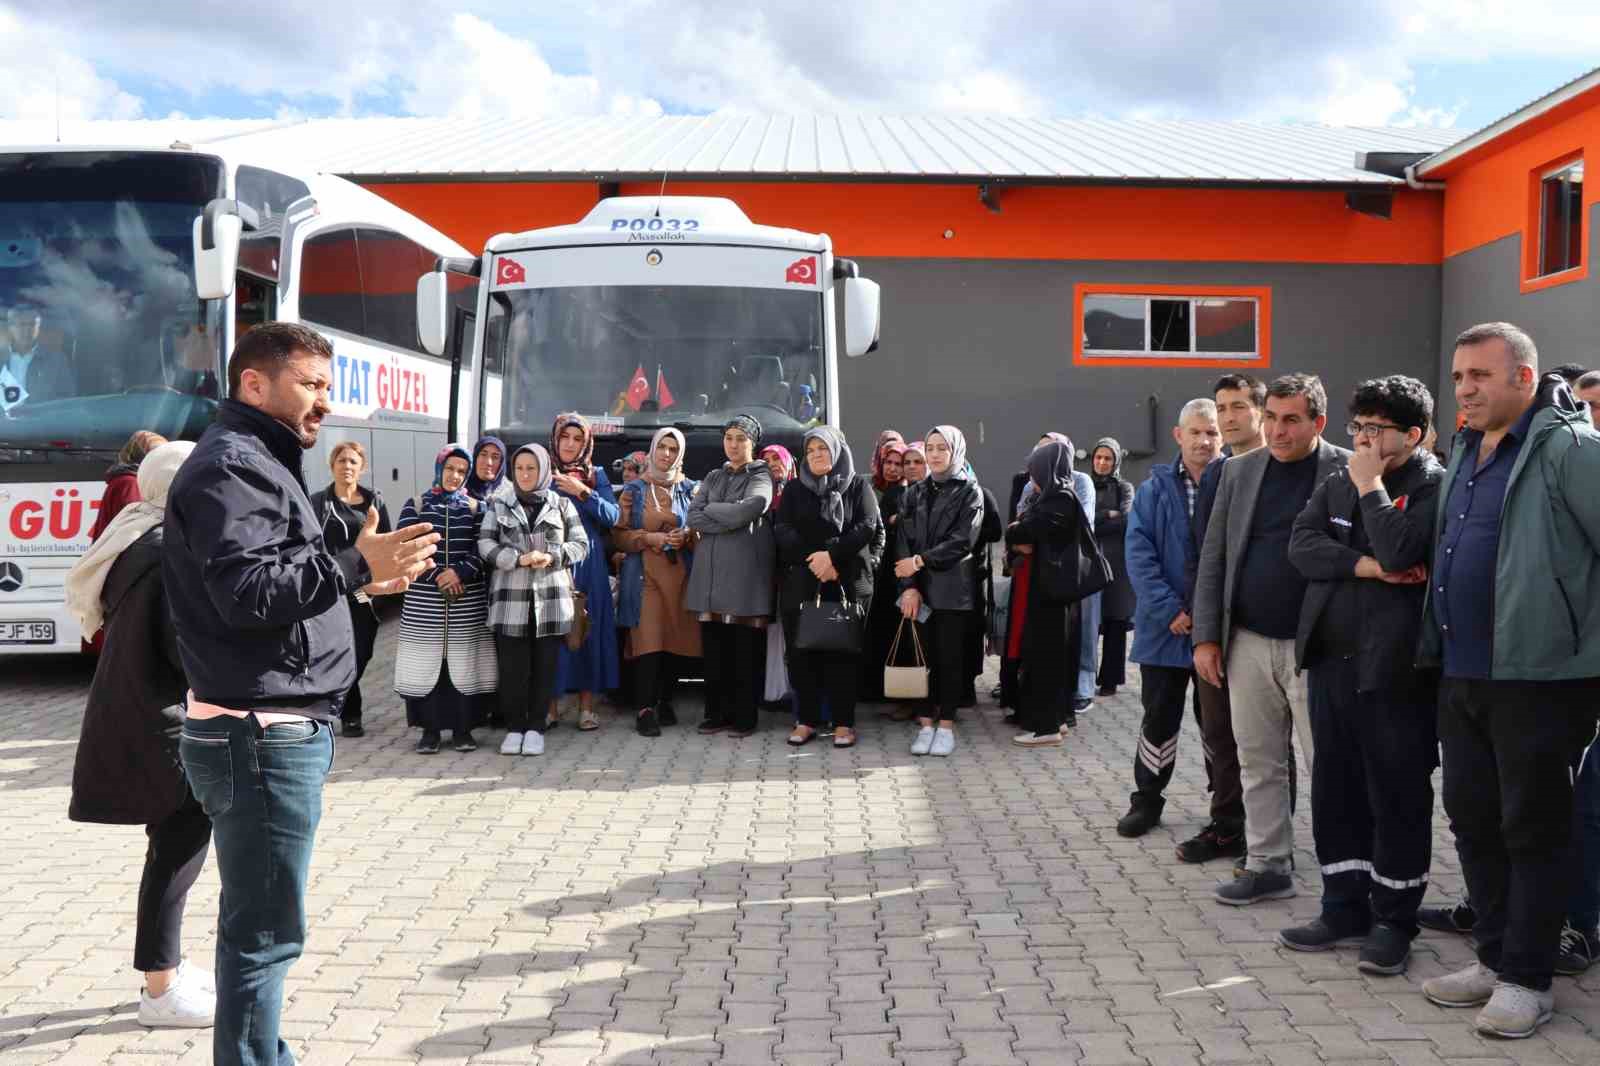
left=1193, top=373, right=1351, bottom=906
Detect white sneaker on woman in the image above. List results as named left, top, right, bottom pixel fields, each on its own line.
left=910, top=726, right=935, bottom=756
left=139, top=965, right=215, bottom=1028
left=522, top=731, right=545, bottom=756
left=500, top=732, right=524, bottom=755
left=930, top=728, right=955, bottom=757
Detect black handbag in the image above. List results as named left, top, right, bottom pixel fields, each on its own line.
left=794, top=582, right=866, bottom=653
left=1035, top=516, right=1114, bottom=606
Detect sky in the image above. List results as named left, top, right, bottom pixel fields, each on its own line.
left=0, top=1, right=1595, bottom=135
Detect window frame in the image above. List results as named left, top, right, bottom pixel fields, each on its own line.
left=1521, top=150, right=1588, bottom=294
left=1073, top=283, right=1272, bottom=369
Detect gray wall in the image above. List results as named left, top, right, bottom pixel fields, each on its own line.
left=1438, top=202, right=1600, bottom=433
left=837, top=257, right=1441, bottom=488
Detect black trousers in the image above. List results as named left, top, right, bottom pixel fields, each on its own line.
left=924, top=609, right=970, bottom=722
left=1309, top=657, right=1437, bottom=933
left=1131, top=665, right=1205, bottom=813
left=633, top=652, right=688, bottom=711
left=134, top=790, right=212, bottom=972
left=1439, top=676, right=1600, bottom=991
left=792, top=647, right=861, bottom=729
left=1097, top=621, right=1130, bottom=690
left=702, top=622, right=763, bottom=732
left=495, top=633, right=561, bottom=733
left=341, top=597, right=381, bottom=724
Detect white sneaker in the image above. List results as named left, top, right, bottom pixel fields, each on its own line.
left=139, top=967, right=215, bottom=1028
left=910, top=726, right=935, bottom=756
left=177, top=959, right=214, bottom=993
left=930, top=728, right=955, bottom=757
left=500, top=732, right=524, bottom=755
left=1476, top=981, right=1555, bottom=1038
left=522, top=731, right=545, bottom=756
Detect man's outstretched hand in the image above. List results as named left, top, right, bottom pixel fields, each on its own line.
left=356, top=507, right=439, bottom=594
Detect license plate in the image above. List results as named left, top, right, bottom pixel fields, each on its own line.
left=0, top=621, right=55, bottom=645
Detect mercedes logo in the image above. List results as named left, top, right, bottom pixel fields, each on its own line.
left=0, top=562, right=22, bottom=593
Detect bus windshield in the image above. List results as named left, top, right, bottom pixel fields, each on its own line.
left=484, top=284, right=826, bottom=438
left=0, top=151, right=225, bottom=455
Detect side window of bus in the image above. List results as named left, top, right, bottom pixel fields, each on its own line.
left=236, top=273, right=277, bottom=333
left=299, top=228, right=364, bottom=337
left=356, top=227, right=434, bottom=353
left=237, top=166, right=310, bottom=225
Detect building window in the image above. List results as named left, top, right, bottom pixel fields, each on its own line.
left=1075, top=285, right=1270, bottom=367
left=1537, top=159, right=1584, bottom=279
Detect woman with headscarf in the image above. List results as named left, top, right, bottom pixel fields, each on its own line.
left=465, top=435, right=507, bottom=502
left=686, top=413, right=775, bottom=738
left=863, top=442, right=909, bottom=706
left=870, top=430, right=905, bottom=496
left=82, top=430, right=169, bottom=654
left=1005, top=440, right=1089, bottom=746
left=614, top=428, right=701, bottom=736
left=901, top=440, right=928, bottom=484
left=774, top=427, right=882, bottom=748
left=1089, top=437, right=1136, bottom=696
left=547, top=413, right=620, bottom=731
left=893, top=425, right=984, bottom=757
left=760, top=443, right=798, bottom=710
left=310, top=441, right=392, bottom=738
left=65, top=442, right=217, bottom=1028
left=394, top=445, right=497, bottom=754
left=480, top=443, right=588, bottom=757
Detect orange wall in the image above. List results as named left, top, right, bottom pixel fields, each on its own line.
left=368, top=179, right=1443, bottom=266
left=1429, top=84, right=1600, bottom=261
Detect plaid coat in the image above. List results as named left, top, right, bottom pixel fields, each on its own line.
left=478, top=484, right=589, bottom=638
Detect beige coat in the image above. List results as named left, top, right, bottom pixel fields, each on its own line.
left=614, top=482, right=702, bottom=659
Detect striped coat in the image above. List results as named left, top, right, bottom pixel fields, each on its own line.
left=393, top=490, right=498, bottom=698
left=478, top=484, right=588, bottom=638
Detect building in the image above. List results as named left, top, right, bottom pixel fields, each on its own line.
left=4, top=69, right=1593, bottom=479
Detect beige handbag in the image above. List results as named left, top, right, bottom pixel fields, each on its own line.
left=883, top=618, right=930, bottom=700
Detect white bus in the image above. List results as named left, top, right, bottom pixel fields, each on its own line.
left=0, top=145, right=475, bottom=654
left=415, top=195, right=880, bottom=477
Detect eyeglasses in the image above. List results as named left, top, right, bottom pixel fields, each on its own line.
left=1346, top=421, right=1404, bottom=440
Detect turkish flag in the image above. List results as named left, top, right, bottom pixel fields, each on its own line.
left=625, top=365, right=650, bottom=411
left=785, top=256, right=817, bottom=285
left=655, top=366, right=675, bottom=410
left=495, top=257, right=527, bottom=285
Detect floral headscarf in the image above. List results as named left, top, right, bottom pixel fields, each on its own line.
left=428, top=443, right=472, bottom=502
left=871, top=429, right=904, bottom=491
left=550, top=411, right=596, bottom=486
left=761, top=443, right=796, bottom=510
left=466, top=435, right=507, bottom=500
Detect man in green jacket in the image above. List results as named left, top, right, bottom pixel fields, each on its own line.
left=1419, top=322, right=1600, bottom=1039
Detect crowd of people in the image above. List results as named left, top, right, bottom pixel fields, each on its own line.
left=54, top=318, right=1600, bottom=1057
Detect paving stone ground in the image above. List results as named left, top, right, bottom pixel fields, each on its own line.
left=3, top=619, right=1598, bottom=1064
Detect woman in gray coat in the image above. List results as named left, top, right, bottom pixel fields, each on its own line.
left=1089, top=437, right=1136, bottom=695
left=686, top=413, right=775, bottom=737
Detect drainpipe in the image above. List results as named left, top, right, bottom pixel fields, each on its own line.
left=1403, top=162, right=1445, bottom=191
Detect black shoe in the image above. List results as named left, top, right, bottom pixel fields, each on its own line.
left=1278, top=917, right=1370, bottom=952
left=1073, top=698, right=1093, bottom=712
left=341, top=720, right=365, bottom=738
left=989, top=685, right=1003, bottom=699
left=1215, top=869, right=1296, bottom=906
left=1002, top=713, right=1020, bottom=726
left=637, top=709, right=662, bottom=737
left=1176, top=822, right=1248, bottom=864
left=1417, top=900, right=1477, bottom=935
left=545, top=717, right=561, bottom=732
left=415, top=731, right=441, bottom=755
left=658, top=702, right=678, bottom=727
left=1357, top=922, right=1413, bottom=975
left=1116, top=802, right=1161, bottom=838
left=727, top=726, right=756, bottom=739
left=453, top=732, right=478, bottom=753
left=698, top=718, right=729, bottom=734
left=1555, top=922, right=1598, bottom=976
left=1096, top=685, right=1117, bottom=697
left=486, top=711, right=506, bottom=729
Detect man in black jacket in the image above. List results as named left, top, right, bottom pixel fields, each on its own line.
left=1278, top=376, right=1442, bottom=975
left=165, top=323, right=437, bottom=1065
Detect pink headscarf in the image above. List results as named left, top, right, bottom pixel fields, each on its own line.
left=871, top=429, right=905, bottom=491
left=761, top=443, right=796, bottom=509
left=901, top=440, right=928, bottom=482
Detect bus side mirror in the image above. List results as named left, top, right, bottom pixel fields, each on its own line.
left=843, top=276, right=881, bottom=357
left=192, top=198, right=258, bottom=300
left=417, top=271, right=449, bottom=356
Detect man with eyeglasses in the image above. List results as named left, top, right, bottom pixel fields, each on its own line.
left=1275, top=376, right=1442, bottom=975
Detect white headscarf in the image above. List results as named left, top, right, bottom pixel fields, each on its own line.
left=927, top=424, right=970, bottom=483
left=64, top=441, right=195, bottom=638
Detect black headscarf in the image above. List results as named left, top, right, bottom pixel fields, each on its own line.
left=1025, top=442, right=1079, bottom=516
left=724, top=413, right=763, bottom=447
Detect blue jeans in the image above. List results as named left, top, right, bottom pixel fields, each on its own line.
left=1569, top=735, right=1600, bottom=932
left=181, top=715, right=333, bottom=1066
left=1076, top=592, right=1101, bottom=701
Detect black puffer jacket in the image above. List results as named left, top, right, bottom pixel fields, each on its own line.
left=895, top=476, right=984, bottom=611
left=163, top=400, right=371, bottom=718
left=773, top=474, right=883, bottom=613
left=70, top=529, right=190, bottom=825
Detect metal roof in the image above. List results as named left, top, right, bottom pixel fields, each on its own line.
left=1415, top=65, right=1600, bottom=179
left=0, top=114, right=1465, bottom=186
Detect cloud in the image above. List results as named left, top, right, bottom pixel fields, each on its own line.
left=0, top=6, right=143, bottom=121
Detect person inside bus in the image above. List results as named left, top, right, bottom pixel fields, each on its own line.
left=310, top=442, right=392, bottom=738
left=687, top=414, right=775, bottom=738
left=548, top=413, right=620, bottom=732
left=613, top=428, right=701, bottom=737
left=3, top=305, right=75, bottom=404
left=64, top=441, right=216, bottom=1030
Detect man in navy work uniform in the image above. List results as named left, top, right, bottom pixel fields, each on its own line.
left=1418, top=322, right=1600, bottom=1040
left=164, top=322, right=438, bottom=1066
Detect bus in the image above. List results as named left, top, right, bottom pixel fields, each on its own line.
left=415, top=195, right=880, bottom=476
left=0, top=146, right=475, bottom=655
